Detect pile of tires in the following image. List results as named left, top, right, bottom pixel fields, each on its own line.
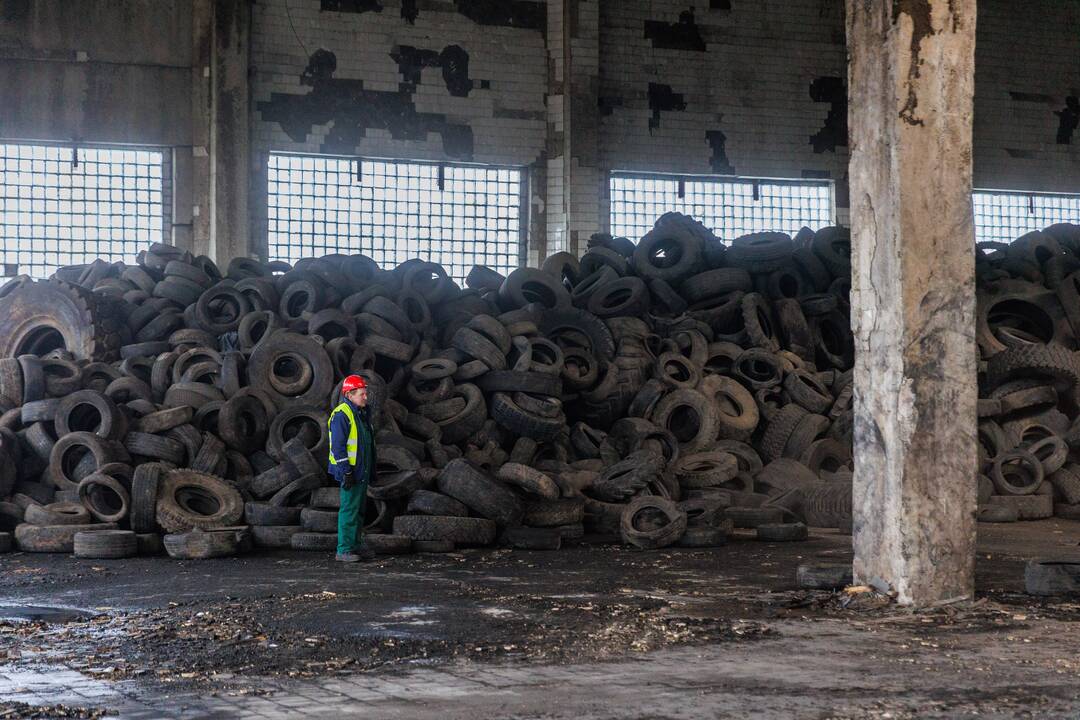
left=976, top=224, right=1080, bottom=524
left=3, top=213, right=1070, bottom=558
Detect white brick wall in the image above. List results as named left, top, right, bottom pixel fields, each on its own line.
left=597, top=0, right=1080, bottom=231
left=598, top=0, right=849, bottom=225
left=250, top=0, right=548, bottom=259
left=248, top=0, right=1080, bottom=259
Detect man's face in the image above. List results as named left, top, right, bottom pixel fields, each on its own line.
left=347, top=387, right=368, bottom=407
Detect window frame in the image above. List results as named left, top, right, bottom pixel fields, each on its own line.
left=973, top=188, right=1080, bottom=245
left=609, top=170, right=836, bottom=242
left=266, top=152, right=528, bottom=285
left=0, top=140, right=170, bottom=280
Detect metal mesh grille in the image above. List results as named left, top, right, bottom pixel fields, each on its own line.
left=0, top=143, right=165, bottom=280
left=610, top=173, right=834, bottom=242
left=267, top=154, right=524, bottom=286
left=973, top=190, right=1080, bottom=244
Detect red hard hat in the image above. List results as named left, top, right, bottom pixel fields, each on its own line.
left=342, top=375, right=367, bottom=393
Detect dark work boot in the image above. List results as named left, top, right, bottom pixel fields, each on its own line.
left=356, top=545, right=377, bottom=561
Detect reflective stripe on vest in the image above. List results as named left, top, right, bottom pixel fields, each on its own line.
left=327, top=402, right=358, bottom=467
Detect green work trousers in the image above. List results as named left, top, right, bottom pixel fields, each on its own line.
left=336, top=478, right=368, bottom=555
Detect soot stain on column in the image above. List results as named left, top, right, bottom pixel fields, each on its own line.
left=454, top=0, right=545, bottom=33
left=644, top=8, right=706, bottom=51
left=705, top=131, right=735, bottom=174
left=257, top=49, right=474, bottom=159
left=809, top=76, right=848, bottom=153
left=892, top=0, right=934, bottom=126
left=321, top=0, right=383, bottom=13
left=1056, top=97, right=1079, bottom=144
left=391, top=44, right=476, bottom=97
left=401, top=0, right=418, bottom=24
left=648, top=83, right=686, bottom=132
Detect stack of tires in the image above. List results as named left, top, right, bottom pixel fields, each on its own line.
left=976, top=225, right=1080, bottom=523
left=9, top=213, right=1071, bottom=558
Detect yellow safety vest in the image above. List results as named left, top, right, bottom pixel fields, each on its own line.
left=328, top=402, right=358, bottom=467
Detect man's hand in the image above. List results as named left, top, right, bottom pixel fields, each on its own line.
left=341, top=470, right=355, bottom=490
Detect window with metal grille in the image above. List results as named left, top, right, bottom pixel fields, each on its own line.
left=0, top=143, right=166, bottom=280
left=267, top=154, right=525, bottom=286
left=609, top=173, right=835, bottom=242
left=973, top=190, right=1080, bottom=244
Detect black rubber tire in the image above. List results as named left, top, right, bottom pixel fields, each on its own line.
left=247, top=331, right=334, bottom=408
left=992, top=450, right=1045, bottom=496
left=48, top=432, right=128, bottom=492
left=632, top=229, right=703, bottom=286
left=268, top=474, right=323, bottom=507
left=218, top=394, right=270, bottom=454
left=649, top=388, right=721, bottom=453
left=156, top=469, right=244, bottom=533
left=251, top=525, right=303, bottom=549
left=24, top=502, right=91, bottom=526
left=521, top=497, right=586, bottom=527
left=699, top=375, right=759, bottom=440
left=289, top=531, right=338, bottom=552
left=165, top=529, right=240, bottom=559
left=498, top=268, right=572, bottom=311
left=489, top=392, right=563, bottom=441
left=0, top=279, right=125, bottom=362
left=435, top=384, right=488, bottom=445
left=20, top=398, right=59, bottom=425
left=300, top=507, right=339, bottom=533
left=191, top=432, right=228, bottom=475
left=393, top=515, right=497, bottom=545
left=727, top=232, right=794, bottom=273
left=132, top=407, right=194, bottom=434
left=620, top=496, right=687, bottom=550
left=54, top=390, right=125, bottom=441
left=15, top=522, right=118, bottom=553
left=587, top=277, right=650, bottom=319
left=436, top=458, right=523, bottom=526
left=783, top=370, right=833, bottom=414
left=1049, top=465, right=1080, bottom=505
left=124, top=431, right=186, bottom=465
left=761, top=404, right=809, bottom=463
left=74, top=529, right=138, bottom=559
left=681, top=268, right=752, bottom=304
left=538, top=308, right=617, bottom=361
left=405, top=489, right=470, bottom=517
left=130, top=463, right=164, bottom=533
left=496, top=463, right=561, bottom=500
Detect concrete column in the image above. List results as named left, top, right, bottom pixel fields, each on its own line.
left=847, top=0, right=978, bottom=606
left=191, top=0, right=213, bottom=257
left=210, top=0, right=251, bottom=266
left=545, top=0, right=601, bottom=259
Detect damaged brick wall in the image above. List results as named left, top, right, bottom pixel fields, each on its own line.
left=250, top=0, right=547, bottom=258
left=597, top=0, right=1080, bottom=236
left=598, top=0, right=851, bottom=229
left=974, top=0, right=1080, bottom=193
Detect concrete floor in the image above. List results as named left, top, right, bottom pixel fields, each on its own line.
left=1, top=521, right=1079, bottom=719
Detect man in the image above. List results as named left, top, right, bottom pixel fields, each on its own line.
left=328, top=375, right=377, bottom=562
